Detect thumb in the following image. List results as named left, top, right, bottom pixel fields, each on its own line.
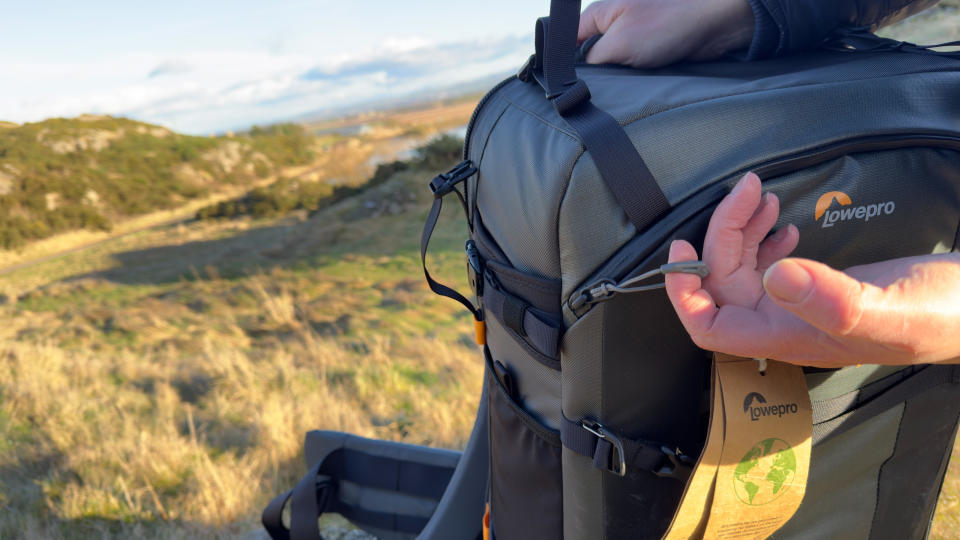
left=762, top=258, right=882, bottom=337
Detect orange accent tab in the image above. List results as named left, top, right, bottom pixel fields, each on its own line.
left=483, top=503, right=490, bottom=540
left=475, top=319, right=486, bottom=346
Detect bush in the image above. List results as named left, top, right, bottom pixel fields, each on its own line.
left=0, top=116, right=316, bottom=249
left=415, top=134, right=463, bottom=171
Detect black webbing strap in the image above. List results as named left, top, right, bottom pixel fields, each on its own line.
left=262, top=448, right=457, bottom=539
left=263, top=461, right=333, bottom=540
left=482, top=271, right=561, bottom=359
left=560, top=415, right=692, bottom=482
left=532, top=3, right=671, bottom=233
left=421, top=161, right=481, bottom=321
left=812, top=364, right=960, bottom=445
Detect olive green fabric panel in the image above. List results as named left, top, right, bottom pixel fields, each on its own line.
left=805, top=365, right=905, bottom=402
left=771, top=404, right=904, bottom=540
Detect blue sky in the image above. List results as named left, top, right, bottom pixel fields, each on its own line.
left=0, top=1, right=547, bottom=133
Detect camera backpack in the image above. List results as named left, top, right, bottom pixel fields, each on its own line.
left=264, top=2, right=960, bottom=538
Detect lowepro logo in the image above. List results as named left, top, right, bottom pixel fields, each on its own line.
left=743, top=392, right=799, bottom=422
left=815, top=191, right=895, bottom=229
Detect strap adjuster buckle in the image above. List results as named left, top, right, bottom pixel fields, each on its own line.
left=429, top=160, right=477, bottom=199
left=582, top=419, right=627, bottom=477
left=653, top=446, right=694, bottom=483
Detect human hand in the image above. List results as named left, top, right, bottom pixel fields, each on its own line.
left=577, top=0, right=756, bottom=68
left=664, top=173, right=960, bottom=367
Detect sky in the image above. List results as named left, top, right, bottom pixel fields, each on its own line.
left=0, top=1, right=546, bottom=134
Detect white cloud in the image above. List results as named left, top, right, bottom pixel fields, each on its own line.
left=0, top=33, right=532, bottom=134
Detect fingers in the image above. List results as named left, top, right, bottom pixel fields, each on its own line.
left=665, top=240, right=719, bottom=331
left=757, top=224, right=799, bottom=272
left=578, top=1, right=605, bottom=43
left=666, top=240, right=787, bottom=358
left=740, top=192, right=780, bottom=254
left=579, top=1, right=638, bottom=65
left=702, top=172, right=763, bottom=277
left=763, top=258, right=878, bottom=337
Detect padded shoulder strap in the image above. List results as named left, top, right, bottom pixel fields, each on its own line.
left=263, top=431, right=462, bottom=540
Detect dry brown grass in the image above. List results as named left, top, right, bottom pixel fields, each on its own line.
left=0, top=271, right=481, bottom=538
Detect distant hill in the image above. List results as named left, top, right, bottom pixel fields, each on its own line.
left=0, top=116, right=314, bottom=249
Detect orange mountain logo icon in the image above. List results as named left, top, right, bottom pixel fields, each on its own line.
left=814, top=191, right=852, bottom=221
left=815, top=191, right=896, bottom=228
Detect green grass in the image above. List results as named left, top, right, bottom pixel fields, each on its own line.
left=0, top=117, right=314, bottom=249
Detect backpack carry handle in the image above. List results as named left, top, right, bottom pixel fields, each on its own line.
left=536, top=0, right=585, bottom=104
left=531, top=0, right=673, bottom=234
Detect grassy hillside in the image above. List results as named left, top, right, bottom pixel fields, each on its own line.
left=0, top=116, right=313, bottom=249
left=0, top=134, right=477, bottom=538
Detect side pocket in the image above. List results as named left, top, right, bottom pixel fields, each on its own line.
left=486, top=347, right=563, bottom=540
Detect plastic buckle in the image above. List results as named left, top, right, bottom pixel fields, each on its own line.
left=582, top=419, right=627, bottom=477
left=517, top=54, right=536, bottom=82
left=653, top=446, right=694, bottom=483
left=429, top=160, right=477, bottom=199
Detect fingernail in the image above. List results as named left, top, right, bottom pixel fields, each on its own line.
left=770, top=226, right=788, bottom=241
left=763, top=260, right=812, bottom=304
left=732, top=174, right=749, bottom=193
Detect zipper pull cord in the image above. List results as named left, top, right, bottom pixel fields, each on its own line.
left=591, top=261, right=710, bottom=297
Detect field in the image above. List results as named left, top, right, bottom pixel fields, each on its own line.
left=0, top=133, right=479, bottom=538
left=1, top=5, right=960, bottom=539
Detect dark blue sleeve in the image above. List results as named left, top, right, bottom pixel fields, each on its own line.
left=745, top=0, right=940, bottom=59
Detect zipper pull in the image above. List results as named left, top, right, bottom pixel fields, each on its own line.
left=568, top=261, right=709, bottom=315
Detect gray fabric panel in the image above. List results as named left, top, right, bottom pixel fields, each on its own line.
left=560, top=303, right=605, bottom=419
left=558, top=151, right=637, bottom=300
left=619, top=73, right=960, bottom=206
left=486, top=314, right=562, bottom=430
left=475, top=104, right=580, bottom=279
left=494, top=53, right=960, bottom=293
left=771, top=404, right=905, bottom=540
left=765, top=148, right=960, bottom=272
left=466, top=94, right=511, bottom=227
left=805, top=365, right=905, bottom=402
left=337, top=479, right=437, bottom=519
left=562, top=447, right=605, bottom=540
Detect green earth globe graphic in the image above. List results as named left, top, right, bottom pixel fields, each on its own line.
left=733, top=438, right=797, bottom=506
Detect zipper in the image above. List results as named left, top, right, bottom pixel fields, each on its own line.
left=567, top=133, right=960, bottom=316
left=462, top=74, right=519, bottom=161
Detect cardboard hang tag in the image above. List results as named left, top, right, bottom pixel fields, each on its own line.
left=704, top=355, right=812, bottom=539
left=662, top=354, right=812, bottom=540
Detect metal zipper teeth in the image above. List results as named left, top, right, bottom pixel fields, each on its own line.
left=569, top=133, right=960, bottom=311
left=461, top=75, right=518, bottom=160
